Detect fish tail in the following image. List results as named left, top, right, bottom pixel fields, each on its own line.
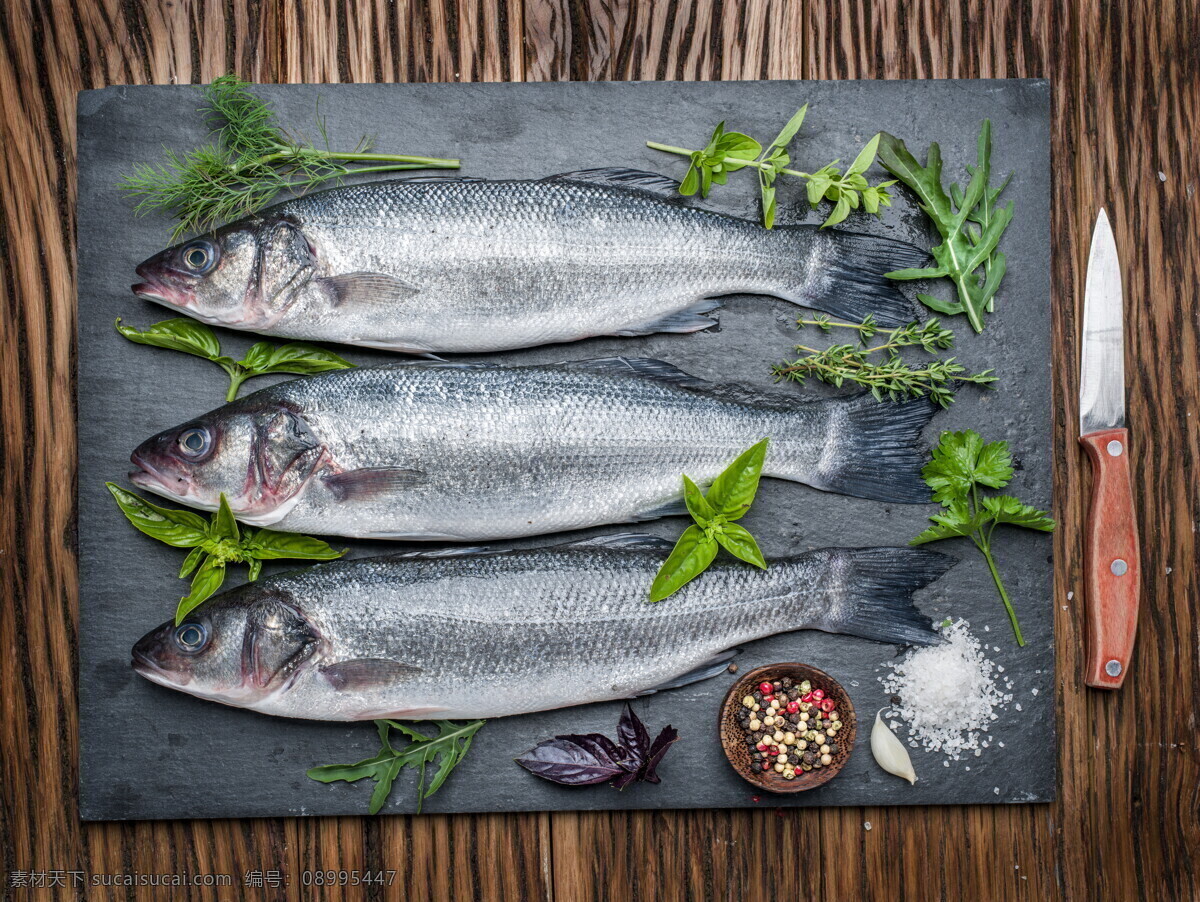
left=779, top=228, right=928, bottom=328
left=818, top=547, right=954, bottom=646
left=805, top=393, right=936, bottom=504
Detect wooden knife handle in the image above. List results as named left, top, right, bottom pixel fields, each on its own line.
left=1079, top=427, right=1140, bottom=689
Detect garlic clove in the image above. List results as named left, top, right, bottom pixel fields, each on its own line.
left=871, top=709, right=917, bottom=785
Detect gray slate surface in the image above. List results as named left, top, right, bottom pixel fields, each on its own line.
left=76, top=79, right=1052, bottom=820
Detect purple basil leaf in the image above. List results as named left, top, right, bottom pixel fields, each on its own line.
left=616, top=703, right=651, bottom=765
left=637, top=725, right=680, bottom=784
left=556, top=733, right=634, bottom=771
left=610, top=769, right=641, bottom=791
left=514, top=738, right=626, bottom=786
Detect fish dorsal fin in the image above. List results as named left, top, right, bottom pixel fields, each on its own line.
left=559, top=357, right=713, bottom=391
left=564, top=533, right=675, bottom=553
left=385, top=175, right=489, bottom=185
left=544, top=168, right=682, bottom=199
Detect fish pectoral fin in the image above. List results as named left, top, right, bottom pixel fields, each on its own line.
left=319, top=272, right=421, bottom=308
left=323, top=467, right=428, bottom=502
left=632, top=649, right=741, bottom=697
left=320, top=659, right=423, bottom=691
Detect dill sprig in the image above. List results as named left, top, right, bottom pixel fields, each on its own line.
left=771, top=314, right=997, bottom=407
left=120, top=76, right=460, bottom=240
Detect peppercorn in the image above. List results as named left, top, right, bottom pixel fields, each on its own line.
left=782, top=677, right=794, bottom=688
left=788, top=753, right=800, bottom=765
left=827, top=742, right=838, bottom=755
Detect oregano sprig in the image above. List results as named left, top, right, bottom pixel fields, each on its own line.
left=650, top=439, right=770, bottom=602
left=116, top=317, right=354, bottom=401
left=772, top=314, right=996, bottom=407
left=106, top=483, right=345, bottom=623
left=647, top=107, right=895, bottom=228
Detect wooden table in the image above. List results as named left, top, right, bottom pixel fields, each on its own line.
left=1, top=2, right=1196, bottom=899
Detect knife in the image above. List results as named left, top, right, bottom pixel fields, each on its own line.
left=1078, top=208, right=1140, bottom=689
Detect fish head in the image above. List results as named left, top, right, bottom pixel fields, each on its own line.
left=132, top=217, right=316, bottom=329
left=132, top=588, right=322, bottom=705
left=129, top=400, right=327, bottom=523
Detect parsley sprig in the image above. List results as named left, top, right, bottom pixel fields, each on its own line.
left=909, top=431, right=1055, bottom=645
left=772, top=314, right=996, bottom=407
left=106, top=484, right=344, bottom=624
left=647, top=107, right=895, bottom=229
left=120, top=75, right=459, bottom=240
left=650, top=440, right=769, bottom=602
left=116, top=318, right=354, bottom=401
left=308, top=719, right=485, bottom=814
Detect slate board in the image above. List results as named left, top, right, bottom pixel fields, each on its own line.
left=76, top=80, right=1052, bottom=820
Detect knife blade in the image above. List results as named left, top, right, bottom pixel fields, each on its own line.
left=1078, top=208, right=1139, bottom=689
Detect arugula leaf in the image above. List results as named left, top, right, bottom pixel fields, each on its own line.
left=116, top=318, right=355, bottom=401
left=106, top=482, right=345, bottom=623
left=308, top=719, right=485, bottom=814
left=909, top=430, right=1054, bottom=645
left=877, top=120, right=1013, bottom=332
left=649, top=440, right=770, bottom=602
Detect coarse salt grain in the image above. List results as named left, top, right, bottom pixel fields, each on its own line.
left=879, top=619, right=1013, bottom=761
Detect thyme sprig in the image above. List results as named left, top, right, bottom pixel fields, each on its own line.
left=772, top=314, right=996, bottom=407
left=120, top=75, right=459, bottom=240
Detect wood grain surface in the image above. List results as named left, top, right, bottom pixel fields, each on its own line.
left=1, top=1, right=1196, bottom=899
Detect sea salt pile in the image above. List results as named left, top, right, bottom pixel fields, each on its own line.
left=879, top=619, right=1012, bottom=760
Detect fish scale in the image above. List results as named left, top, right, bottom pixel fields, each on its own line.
left=131, top=538, right=954, bottom=721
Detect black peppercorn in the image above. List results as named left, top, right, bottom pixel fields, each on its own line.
left=782, top=677, right=794, bottom=688
left=802, top=752, right=815, bottom=765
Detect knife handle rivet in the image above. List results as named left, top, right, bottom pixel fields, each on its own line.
left=1105, top=659, right=1123, bottom=677
left=1107, top=440, right=1123, bottom=457
left=1111, top=559, right=1128, bottom=576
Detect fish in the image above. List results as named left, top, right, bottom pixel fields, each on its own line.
left=131, top=169, right=928, bottom=354
left=130, top=535, right=954, bottom=720
left=128, top=358, right=936, bottom=541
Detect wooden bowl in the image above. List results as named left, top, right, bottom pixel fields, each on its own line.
left=718, top=663, right=857, bottom=793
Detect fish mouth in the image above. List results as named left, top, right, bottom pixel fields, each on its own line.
left=131, top=643, right=184, bottom=688
left=133, top=263, right=190, bottom=309
left=128, top=451, right=171, bottom=492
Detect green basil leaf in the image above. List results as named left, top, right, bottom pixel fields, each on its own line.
left=178, top=546, right=205, bottom=578
left=247, top=558, right=263, bottom=581
left=115, top=317, right=223, bottom=360
left=682, top=474, right=715, bottom=524
left=715, top=523, right=767, bottom=569
left=243, top=528, right=346, bottom=561
left=211, top=493, right=240, bottom=542
left=649, top=525, right=719, bottom=602
left=704, top=439, right=769, bottom=520
left=239, top=341, right=355, bottom=376
left=680, top=160, right=701, bottom=196
left=176, top=555, right=226, bottom=624
left=106, top=483, right=210, bottom=548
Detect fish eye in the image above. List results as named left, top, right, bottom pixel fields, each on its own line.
left=181, top=240, right=217, bottom=274
left=173, top=622, right=208, bottom=653
left=177, top=426, right=211, bottom=458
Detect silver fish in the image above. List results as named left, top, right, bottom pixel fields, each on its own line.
left=128, top=358, right=935, bottom=540
left=131, top=535, right=953, bottom=721
left=131, top=169, right=927, bottom=354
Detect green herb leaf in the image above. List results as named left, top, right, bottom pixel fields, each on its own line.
left=177, top=555, right=226, bottom=624
left=115, top=317, right=225, bottom=361
left=106, top=482, right=210, bottom=548
left=649, top=525, right=718, bottom=603
left=239, top=341, right=354, bottom=376
left=308, top=719, right=485, bottom=814
left=714, top=523, right=767, bottom=569
left=909, top=430, right=1055, bottom=646
left=682, top=474, right=716, bottom=524
left=178, top=546, right=205, bottom=578
left=846, top=133, right=881, bottom=176
left=211, top=493, right=241, bottom=542
left=241, top=528, right=345, bottom=561
left=878, top=121, right=1013, bottom=332
left=119, top=75, right=459, bottom=241
left=704, top=438, right=769, bottom=520
left=768, top=104, right=808, bottom=152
